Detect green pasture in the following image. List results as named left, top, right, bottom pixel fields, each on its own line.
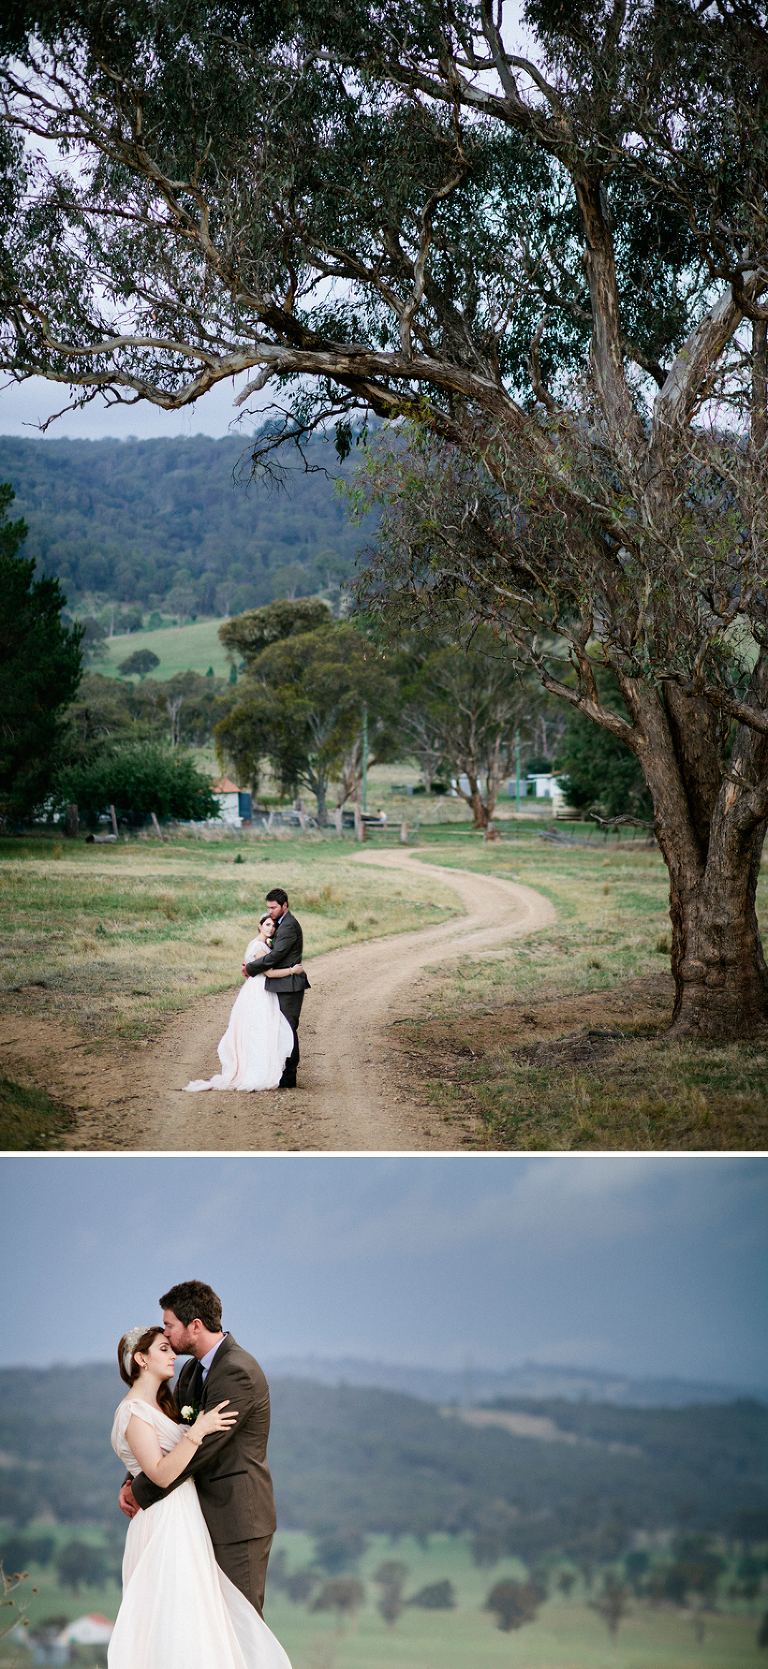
left=96, top=617, right=232, bottom=680
left=401, top=831, right=768, bottom=1149
left=1, top=1530, right=762, bottom=1669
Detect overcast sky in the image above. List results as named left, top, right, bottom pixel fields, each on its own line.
left=2, top=1154, right=765, bottom=1387
left=0, top=372, right=267, bottom=442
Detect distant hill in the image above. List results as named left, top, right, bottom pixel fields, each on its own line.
left=0, top=1365, right=764, bottom=1554
left=260, top=1354, right=764, bottom=1408
left=0, top=433, right=372, bottom=615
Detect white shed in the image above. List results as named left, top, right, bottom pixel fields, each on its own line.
left=57, top=1615, right=115, bottom=1647
left=210, top=777, right=247, bottom=827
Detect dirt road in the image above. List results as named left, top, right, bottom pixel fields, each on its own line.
left=46, top=846, right=552, bottom=1151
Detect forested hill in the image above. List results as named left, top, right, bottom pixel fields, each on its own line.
left=0, top=433, right=369, bottom=615
left=0, top=1365, right=764, bottom=1555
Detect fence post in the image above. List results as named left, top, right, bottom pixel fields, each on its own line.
left=355, top=804, right=364, bottom=842
left=400, top=820, right=409, bottom=843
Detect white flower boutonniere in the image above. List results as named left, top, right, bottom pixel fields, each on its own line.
left=180, top=1403, right=200, bottom=1424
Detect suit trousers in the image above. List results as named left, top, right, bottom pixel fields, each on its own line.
left=276, top=989, right=304, bottom=1083
left=214, top=1532, right=273, bottom=1616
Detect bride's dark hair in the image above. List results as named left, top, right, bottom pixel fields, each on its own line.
left=118, top=1326, right=179, bottom=1421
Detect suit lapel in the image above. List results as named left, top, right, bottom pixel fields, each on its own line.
left=198, top=1335, right=234, bottom=1405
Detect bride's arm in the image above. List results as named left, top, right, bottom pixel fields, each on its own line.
left=262, top=963, right=304, bottom=978
left=124, top=1402, right=236, bottom=1488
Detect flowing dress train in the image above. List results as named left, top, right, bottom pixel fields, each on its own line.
left=109, top=1400, right=291, bottom=1669
left=185, top=937, right=294, bottom=1092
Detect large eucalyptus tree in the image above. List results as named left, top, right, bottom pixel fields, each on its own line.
left=0, top=0, right=767, bottom=1033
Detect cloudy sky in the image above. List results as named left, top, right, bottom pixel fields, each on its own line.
left=0, top=371, right=265, bottom=442
left=2, top=1154, right=765, bottom=1387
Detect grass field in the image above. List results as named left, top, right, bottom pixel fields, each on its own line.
left=0, top=832, right=460, bottom=1124
left=2, top=819, right=766, bottom=1148
left=397, top=828, right=768, bottom=1149
left=95, top=617, right=232, bottom=680
left=1, top=1530, right=763, bottom=1669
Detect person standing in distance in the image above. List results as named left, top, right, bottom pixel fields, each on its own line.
left=118, top=1279, right=276, bottom=1615
left=243, top=888, right=309, bottom=1089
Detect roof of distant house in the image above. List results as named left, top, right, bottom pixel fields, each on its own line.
left=210, top=777, right=239, bottom=793
left=58, top=1615, right=115, bottom=1645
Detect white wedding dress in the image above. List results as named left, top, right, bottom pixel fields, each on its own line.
left=185, top=937, right=294, bottom=1092
left=109, top=1399, right=291, bottom=1669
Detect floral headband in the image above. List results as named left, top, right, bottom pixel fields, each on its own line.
left=122, top=1326, right=152, bottom=1375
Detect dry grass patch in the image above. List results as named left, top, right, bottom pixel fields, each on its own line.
left=393, top=833, right=768, bottom=1150
left=0, top=833, right=458, bottom=1050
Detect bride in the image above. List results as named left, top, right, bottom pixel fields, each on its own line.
left=185, top=914, right=304, bottom=1093
left=110, top=1326, right=291, bottom=1669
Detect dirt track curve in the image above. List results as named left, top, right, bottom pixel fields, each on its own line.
left=56, top=847, right=553, bottom=1152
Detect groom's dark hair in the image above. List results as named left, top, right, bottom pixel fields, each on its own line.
left=266, top=887, right=288, bottom=906
left=160, top=1280, right=222, bottom=1332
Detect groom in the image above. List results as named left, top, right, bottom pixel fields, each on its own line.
left=244, top=886, right=310, bottom=1089
left=118, top=1279, right=276, bottom=1615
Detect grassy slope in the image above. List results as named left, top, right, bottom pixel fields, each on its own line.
left=94, top=617, right=232, bottom=680
left=402, top=828, right=768, bottom=1149
left=0, top=1076, right=77, bottom=1150
left=1, top=1532, right=762, bottom=1669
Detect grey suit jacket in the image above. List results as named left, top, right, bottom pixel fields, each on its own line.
left=130, top=1335, right=277, bottom=1545
left=245, top=910, right=310, bottom=995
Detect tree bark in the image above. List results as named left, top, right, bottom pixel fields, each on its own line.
left=752, top=316, right=768, bottom=454
left=664, top=809, right=768, bottom=1038
left=454, top=772, right=489, bottom=827
left=625, top=682, right=768, bottom=1038
left=311, top=777, right=328, bottom=826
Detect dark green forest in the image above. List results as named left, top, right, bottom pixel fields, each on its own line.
left=0, top=434, right=368, bottom=615
left=0, top=1366, right=764, bottom=1561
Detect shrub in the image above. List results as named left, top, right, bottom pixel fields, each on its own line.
left=406, top=1580, right=456, bottom=1609
left=54, top=742, right=218, bottom=824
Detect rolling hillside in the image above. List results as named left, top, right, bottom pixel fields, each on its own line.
left=0, top=432, right=372, bottom=616
left=0, top=1366, right=764, bottom=1553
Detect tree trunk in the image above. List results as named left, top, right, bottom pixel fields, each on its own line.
left=455, top=771, right=488, bottom=828
left=627, top=682, right=768, bottom=1038
left=752, top=316, right=767, bottom=454
left=312, top=778, right=328, bottom=826
left=663, top=815, right=768, bottom=1038
left=469, top=785, right=489, bottom=829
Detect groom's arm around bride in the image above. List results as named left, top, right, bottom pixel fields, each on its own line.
left=245, top=909, right=309, bottom=993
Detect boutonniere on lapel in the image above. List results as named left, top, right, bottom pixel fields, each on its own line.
left=180, top=1402, right=201, bottom=1424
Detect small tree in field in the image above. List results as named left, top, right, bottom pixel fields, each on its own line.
left=374, top=1561, right=408, bottom=1629
left=400, top=636, right=542, bottom=828
left=589, top=1574, right=631, bottom=1639
left=55, top=1541, right=107, bottom=1595
left=311, top=1577, right=366, bottom=1632
left=485, top=1579, right=543, bottom=1632
left=118, top=649, right=161, bottom=679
